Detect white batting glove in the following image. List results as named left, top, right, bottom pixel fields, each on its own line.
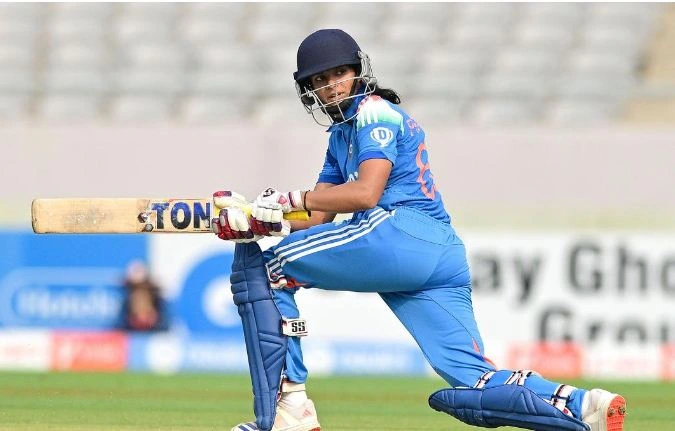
left=255, top=188, right=305, bottom=213
left=211, top=191, right=261, bottom=242
left=213, top=190, right=250, bottom=212
left=250, top=188, right=303, bottom=237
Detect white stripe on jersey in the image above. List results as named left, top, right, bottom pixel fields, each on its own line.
left=276, top=210, right=389, bottom=262
left=274, top=208, right=386, bottom=255
left=268, top=209, right=391, bottom=271
left=267, top=209, right=388, bottom=272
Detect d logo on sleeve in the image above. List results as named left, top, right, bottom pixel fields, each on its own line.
left=370, top=127, right=394, bottom=147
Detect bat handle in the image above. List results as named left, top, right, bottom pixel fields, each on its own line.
left=283, top=210, right=310, bottom=221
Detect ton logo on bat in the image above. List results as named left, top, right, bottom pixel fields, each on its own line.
left=150, top=201, right=211, bottom=230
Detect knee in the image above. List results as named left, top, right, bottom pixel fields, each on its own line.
left=231, top=242, right=272, bottom=305
left=232, top=242, right=264, bottom=271
left=425, top=352, right=490, bottom=388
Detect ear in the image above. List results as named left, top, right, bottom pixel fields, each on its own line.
left=301, top=94, right=316, bottom=105
left=299, top=80, right=315, bottom=105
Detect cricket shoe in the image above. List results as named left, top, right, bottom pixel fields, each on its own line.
left=581, top=388, right=626, bottom=431
left=230, top=399, right=321, bottom=431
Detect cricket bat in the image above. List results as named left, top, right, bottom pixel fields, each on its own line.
left=31, top=198, right=309, bottom=234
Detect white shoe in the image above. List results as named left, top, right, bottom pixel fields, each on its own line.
left=230, top=399, right=321, bottom=431
left=581, top=388, right=626, bottom=431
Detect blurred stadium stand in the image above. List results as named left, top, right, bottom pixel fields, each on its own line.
left=0, top=2, right=672, bottom=125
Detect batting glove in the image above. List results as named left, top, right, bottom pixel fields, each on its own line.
left=250, top=188, right=304, bottom=237
left=211, top=191, right=260, bottom=243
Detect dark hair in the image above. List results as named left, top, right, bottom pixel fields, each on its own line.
left=350, top=62, right=401, bottom=105
left=372, top=86, right=401, bottom=105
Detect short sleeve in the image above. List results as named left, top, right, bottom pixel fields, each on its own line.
left=355, top=96, right=404, bottom=165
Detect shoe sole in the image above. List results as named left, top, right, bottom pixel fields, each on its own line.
left=232, top=425, right=320, bottom=431
left=273, top=422, right=321, bottom=431
left=605, top=395, right=626, bottom=431
left=279, top=427, right=320, bottom=431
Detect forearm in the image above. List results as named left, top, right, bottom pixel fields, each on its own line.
left=286, top=159, right=391, bottom=231
left=303, top=181, right=380, bottom=213
left=289, top=183, right=338, bottom=232
left=289, top=210, right=334, bottom=232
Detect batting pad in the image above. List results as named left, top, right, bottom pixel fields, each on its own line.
left=231, top=242, right=288, bottom=431
left=429, top=385, right=590, bottom=431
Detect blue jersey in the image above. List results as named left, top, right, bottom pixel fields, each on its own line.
left=317, top=94, right=450, bottom=223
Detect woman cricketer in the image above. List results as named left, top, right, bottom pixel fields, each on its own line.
left=212, top=29, right=626, bottom=431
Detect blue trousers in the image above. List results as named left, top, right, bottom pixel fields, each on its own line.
left=262, top=207, right=585, bottom=418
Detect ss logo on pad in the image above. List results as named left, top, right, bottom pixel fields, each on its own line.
left=282, top=318, right=308, bottom=337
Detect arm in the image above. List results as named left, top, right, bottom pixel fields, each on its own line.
left=303, top=158, right=392, bottom=213
left=289, top=182, right=338, bottom=232
left=302, top=98, right=402, bottom=214
left=250, top=158, right=392, bottom=237
left=250, top=109, right=396, bottom=236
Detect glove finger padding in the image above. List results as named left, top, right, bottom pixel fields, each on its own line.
left=262, top=208, right=276, bottom=232
left=250, top=218, right=269, bottom=237
left=228, top=208, right=251, bottom=234
left=213, top=190, right=249, bottom=210
left=212, top=208, right=260, bottom=243
left=212, top=217, right=234, bottom=240
left=251, top=201, right=290, bottom=236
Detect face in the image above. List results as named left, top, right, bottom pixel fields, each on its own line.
left=310, top=65, right=357, bottom=105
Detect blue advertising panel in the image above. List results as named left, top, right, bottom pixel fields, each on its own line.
left=327, top=341, right=429, bottom=375
left=0, top=231, right=147, bottom=329
left=128, top=332, right=248, bottom=373
left=171, top=251, right=237, bottom=334
left=127, top=333, right=429, bottom=375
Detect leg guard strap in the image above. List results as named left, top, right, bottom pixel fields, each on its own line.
left=281, top=381, right=306, bottom=393
left=231, top=243, right=288, bottom=431
left=429, top=385, right=590, bottom=431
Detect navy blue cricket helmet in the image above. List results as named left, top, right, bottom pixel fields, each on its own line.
left=293, top=29, right=377, bottom=126
left=294, top=29, right=362, bottom=82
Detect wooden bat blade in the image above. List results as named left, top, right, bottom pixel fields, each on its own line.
left=32, top=198, right=214, bottom=234
left=31, top=198, right=309, bottom=234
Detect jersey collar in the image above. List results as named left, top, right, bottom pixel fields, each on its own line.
left=326, top=90, right=368, bottom=132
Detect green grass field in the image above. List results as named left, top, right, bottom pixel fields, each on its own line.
left=0, top=372, right=673, bottom=430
